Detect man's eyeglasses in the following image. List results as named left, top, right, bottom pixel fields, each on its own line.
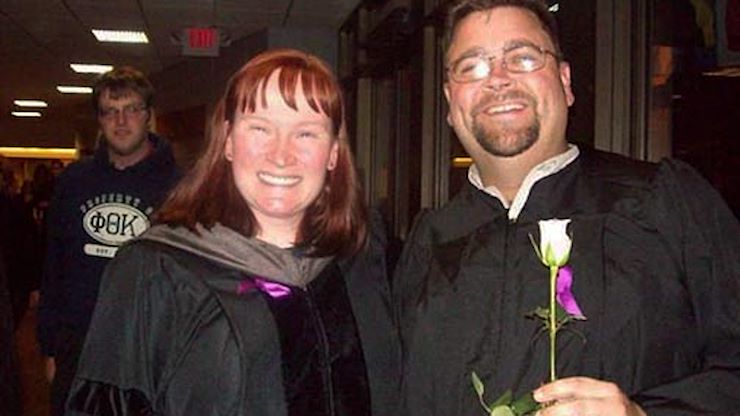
left=99, top=104, right=148, bottom=120
left=447, top=44, right=560, bottom=83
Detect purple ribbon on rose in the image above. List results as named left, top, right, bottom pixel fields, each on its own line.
left=555, top=265, right=585, bottom=319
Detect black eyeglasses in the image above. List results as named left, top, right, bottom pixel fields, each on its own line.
left=447, top=44, right=560, bottom=83
left=99, top=104, right=148, bottom=120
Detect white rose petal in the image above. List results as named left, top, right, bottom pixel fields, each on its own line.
left=538, top=219, right=572, bottom=267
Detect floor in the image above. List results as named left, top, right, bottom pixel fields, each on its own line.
left=15, top=302, right=51, bottom=416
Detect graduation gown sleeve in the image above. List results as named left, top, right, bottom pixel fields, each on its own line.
left=65, top=243, right=243, bottom=416
left=630, top=159, right=740, bottom=414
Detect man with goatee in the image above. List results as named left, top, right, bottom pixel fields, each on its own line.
left=394, top=1, right=740, bottom=415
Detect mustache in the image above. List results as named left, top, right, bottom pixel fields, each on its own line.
left=472, top=90, right=535, bottom=116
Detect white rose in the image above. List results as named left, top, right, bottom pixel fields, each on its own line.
left=538, top=219, right=572, bottom=268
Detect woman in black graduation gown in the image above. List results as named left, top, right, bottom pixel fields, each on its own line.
left=65, top=49, right=400, bottom=416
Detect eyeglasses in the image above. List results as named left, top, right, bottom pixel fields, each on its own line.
left=98, top=104, right=148, bottom=120
left=447, top=44, right=560, bottom=83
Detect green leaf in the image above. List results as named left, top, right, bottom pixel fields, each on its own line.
left=510, top=391, right=541, bottom=415
left=491, top=389, right=513, bottom=408
left=555, top=304, right=569, bottom=321
left=471, top=372, right=492, bottom=413
left=471, top=372, right=485, bottom=397
left=528, top=233, right=543, bottom=262
left=526, top=306, right=550, bottom=322
left=534, top=306, right=550, bottom=320
left=490, top=405, right=516, bottom=416
left=543, top=244, right=554, bottom=266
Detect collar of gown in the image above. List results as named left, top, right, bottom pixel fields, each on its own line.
left=467, top=144, right=580, bottom=221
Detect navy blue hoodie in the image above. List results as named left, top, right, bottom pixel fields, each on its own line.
left=38, top=133, right=180, bottom=356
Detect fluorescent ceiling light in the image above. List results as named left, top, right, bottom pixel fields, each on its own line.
left=0, top=147, right=77, bottom=160
left=57, top=86, right=93, bottom=94
left=11, top=111, right=42, bottom=117
left=14, top=100, right=48, bottom=108
left=70, top=63, right=113, bottom=74
left=92, top=29, right=149, bottom=43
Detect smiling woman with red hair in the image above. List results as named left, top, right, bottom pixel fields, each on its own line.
left=65, top=49, right=400, bottom=416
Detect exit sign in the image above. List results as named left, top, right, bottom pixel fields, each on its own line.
left=182, top=27, right=220, bottom=57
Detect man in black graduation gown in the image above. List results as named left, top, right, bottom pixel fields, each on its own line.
left=394, top=1, right=740, bottom=415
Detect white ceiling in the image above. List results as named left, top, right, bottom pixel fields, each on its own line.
left=0, top=0, right=360, bottom=142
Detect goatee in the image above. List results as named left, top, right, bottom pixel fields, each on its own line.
left=471, top=91, right=540, bottom=157
left=472, top=117, right=540, bottom=157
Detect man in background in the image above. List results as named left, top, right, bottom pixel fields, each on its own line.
left=1, top=214, right=22, bottom=416
left=395, top=1, right=740, bottom=415
left=38, top=66, right=180, bottom=416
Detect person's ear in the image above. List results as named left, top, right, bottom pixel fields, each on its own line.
left=327, top=141, right=339, bottom=171
left=443, top=82, right=454, bottom=126
left=224, top=121, right=234, bottom=161
left=559, top=62, right=575, bottom=107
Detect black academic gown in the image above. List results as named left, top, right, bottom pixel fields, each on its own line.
left=395, top=148, right=740, bottom=416
left=66, top=221, right=400, bottom=416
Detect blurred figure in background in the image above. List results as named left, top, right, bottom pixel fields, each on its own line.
left=0, top=160, right=42, bottom=331
left=37, top=66, right=180, bottom=416
left=30, top=163, right=56, bottom=229
left=1, top=210, right=23, bottom=416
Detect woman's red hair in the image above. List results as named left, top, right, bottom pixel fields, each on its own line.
left=155, top=48, right=367, bottom=257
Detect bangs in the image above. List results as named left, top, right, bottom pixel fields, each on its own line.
left=226, top=52, right=343, bottom=136
left=105, top=86, right=140, bottom=100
